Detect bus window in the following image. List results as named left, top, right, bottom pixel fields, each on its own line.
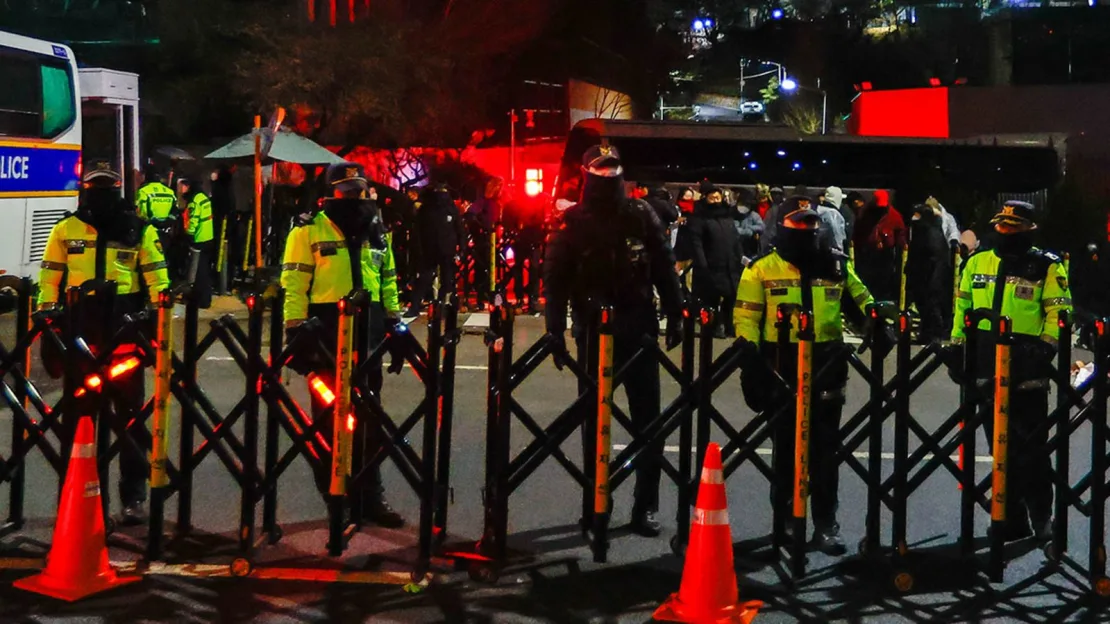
left=0, top=48, right=76, bottom=140
left=41, top=64, right=76, bottom=137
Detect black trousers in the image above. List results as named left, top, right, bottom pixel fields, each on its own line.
left=698, top=287, right=737, bottom=336
left=471, top=237, right=492, bottom=305
left=511, top=246, right=540, bottom=305
left=979, top=385, right=1053, bottom=524
left=190, top=242, right=214, bottom=309
left=411, top=256, right=457, bottom=313
left=754, top=346, right=848, bottom=529
left=113, top=364, right=149, bottom=507
left=576, top=329, right=663, bottom=514
left=309, top=303, right=387, bottom=500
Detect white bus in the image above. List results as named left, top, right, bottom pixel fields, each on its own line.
left=0, top=30, right=83, bottom=278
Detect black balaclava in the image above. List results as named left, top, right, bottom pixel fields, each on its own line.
left=996, top=230, right=1035, bottom=257
left=778, top=227, right=821, bottom=271
left=80, top=189, right=141, bottom=245
left=325, top=197, right=373, bottom=242
left=581, top=170, right=626, bottom=207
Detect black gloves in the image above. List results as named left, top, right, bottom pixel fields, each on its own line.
left=284, top=324, right=318, bottom=376
left=941, top=342, right=965, bottom=384
left=870, top=323, right=898, bottom=360
left=384, top=317, right=410, bottom=375
left=550, top=332, right=570, bottom=371
left=665, top=315, right=683, bottom=351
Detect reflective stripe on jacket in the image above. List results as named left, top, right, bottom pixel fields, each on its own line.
left=734, top=249, right=873, bottom=344
left=184, top=193, right=214, bottom=243
left=37, top=215, right=170, bottom=307
left=136, top=182, right=177, bottom=221
left=952, top=248, right=1071, bottom=344
left=280, top=212, right=400, bottom=325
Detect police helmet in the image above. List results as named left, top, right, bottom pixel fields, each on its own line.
left=780, top=196, right=820, bottom=231
left=326, top=162, right=369, bottom=197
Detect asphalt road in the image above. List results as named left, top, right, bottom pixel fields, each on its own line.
left=0, top=306, right=1107, bottom=623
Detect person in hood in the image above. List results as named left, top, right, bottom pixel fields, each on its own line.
left=818, top=186, right=849, bottom=253
left=38, top=162, right=171, bottom=527
left=280, top=162, right=405, bottom=529
left=734, top=201, right=890, bottom=556
left=644, top=185, right=679, bottom=230
left=950, top=200, right=1071, bottom=543
left=755, top=184, right=774, bottom=220
left=906, top=203, right=953, bottom=343
left=544, top=144, right=684, bottom=538
left=852, top=189, right=907, bottom=301
left=407, top=183, right=466, bottom=317
left=733, top=187, right=764, bottom=261
left=687, top=181, right=743, bottom=337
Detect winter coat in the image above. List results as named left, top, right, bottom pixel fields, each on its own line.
left=687, top=201, right=743, bottom=298
left=416, top=190, right=465, bottom=263
left=816, top=202, right=848, bottom=253
left=852, top=203, right=907, bottom=301
left=734, top=208, right=764, bottom=260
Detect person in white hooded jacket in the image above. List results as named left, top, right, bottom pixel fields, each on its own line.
left=925, top=196, right=961, bottom=246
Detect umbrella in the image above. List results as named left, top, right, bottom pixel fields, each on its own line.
left=204, top=129, right=346, bottom=165
left=153, top=146, right=195, bottom=161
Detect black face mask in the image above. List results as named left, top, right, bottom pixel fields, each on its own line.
left=325, top=198, right=372, bottom=241
left=79, top=188, right=120, bottom=226
left=581, top=172, right=626, bottom=207
left=777, top=227, right=821, bottom=270
left=996, top=230, right=1035, bottom=257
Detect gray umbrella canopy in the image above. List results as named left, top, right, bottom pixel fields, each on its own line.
left=205, top=129, right=346, bottom=165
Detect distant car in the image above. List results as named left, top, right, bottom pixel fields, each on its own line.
left=740, top=101, right=765, bottom=115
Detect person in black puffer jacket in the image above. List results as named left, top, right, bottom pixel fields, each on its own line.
left=688, top=180, right=742, bottom=337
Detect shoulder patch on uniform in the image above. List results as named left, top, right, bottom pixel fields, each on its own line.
left=1037, top=249, right=1063, bottom=264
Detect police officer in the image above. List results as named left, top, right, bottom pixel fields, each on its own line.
left=951, top=200, right=1071, bottom=542
left=544, top=145, right=684, bottom=537
left=38, top=162, right=170, bottom=525
left=281, top=162, right=404, bottom=528
left=136, top=165, right=178, bottom=223
left=177, top=178, right=214, bottom=308
left=734, top=198, right=887, bottom=555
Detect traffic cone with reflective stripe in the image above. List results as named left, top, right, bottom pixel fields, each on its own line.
left=654, top=443, right=762, bottom=624
left=15, top=416, right=139, bottom=601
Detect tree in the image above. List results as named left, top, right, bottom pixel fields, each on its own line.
left=232, top=0, right=555, bottom=150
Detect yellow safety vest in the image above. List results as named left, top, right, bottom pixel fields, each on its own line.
left=734, top=250, right=874, bottom=344
left=184, top=192, right=214, bottom=244
left=37, top=215, right=170, bottom=308
left=280, top=212, right=400, bottom=325
left=952, top=248, right=1072, bottom=344
left=136, top=181, right=177, bottom=221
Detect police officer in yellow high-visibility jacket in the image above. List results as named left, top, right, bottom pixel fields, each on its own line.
left=951, top=200, right=1072, bottom=543
left=734, top=198, right=885, bottom=556
left=177, top=178, right=214, bottom=308
left=135, top=165, right=179, bottom=269
left=136, top=165, right=178, bottom=222
left=38, top=163, right=170, bottom=526
left=280, top=162, right=404, bottom=528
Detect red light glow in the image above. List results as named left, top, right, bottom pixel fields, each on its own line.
left=309, top=375, right=336, bottom=406
left=109, top=356, right=141, bottom=379
left=346, top=412, right=356, bottom=432
left=85, top=375, right=103, bottom=390
left=851, top=88, right=949, bottom=139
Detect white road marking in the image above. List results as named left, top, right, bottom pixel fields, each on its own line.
left=206, top=356, right=235, bottom=361
left=612, top=443, right=993, bottom=463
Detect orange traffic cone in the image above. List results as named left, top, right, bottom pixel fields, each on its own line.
left=655, top=443, right=762, bottom=624
left=15, top=416, right=140, bottom=601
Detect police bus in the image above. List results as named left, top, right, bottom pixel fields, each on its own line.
left=0, top=30, right=83, bottom=278
left=557, top=119, right=1064, bottom=221
left=0, top=29, right=142, bottom=279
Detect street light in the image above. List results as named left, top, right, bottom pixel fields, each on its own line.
left=780, top=76, right=828, bottom=135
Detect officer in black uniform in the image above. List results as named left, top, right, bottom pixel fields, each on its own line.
left=544, top=145, right=685, bottom=536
